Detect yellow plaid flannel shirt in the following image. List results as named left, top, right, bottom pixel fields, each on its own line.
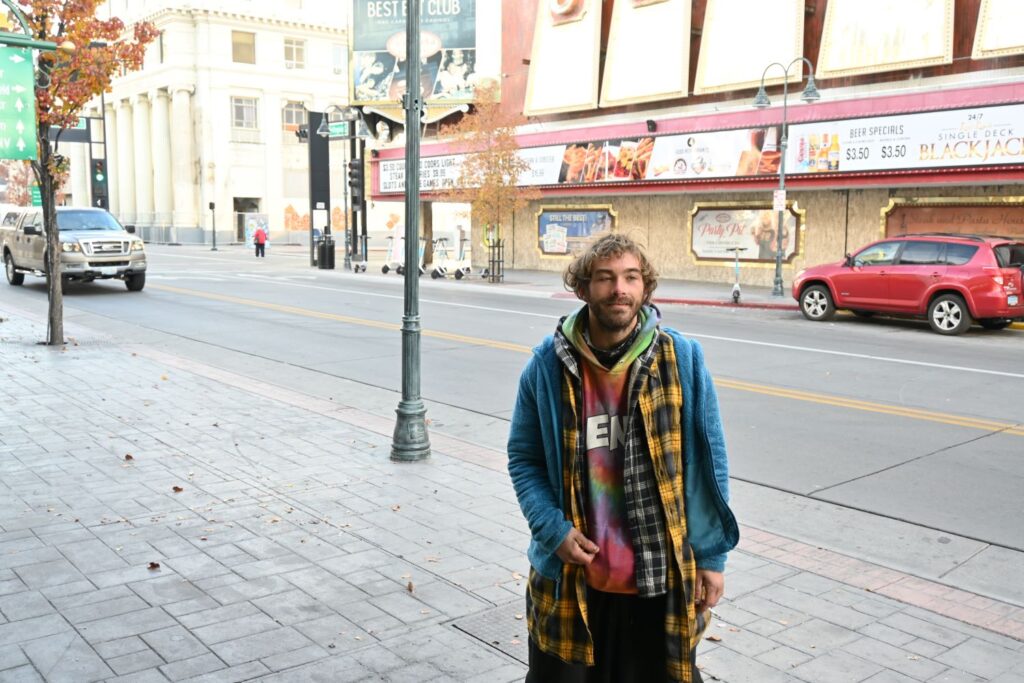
left=525, top=332, right=709, bottom=681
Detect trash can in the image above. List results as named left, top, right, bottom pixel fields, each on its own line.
left=318, top=236, right=336, bottom=270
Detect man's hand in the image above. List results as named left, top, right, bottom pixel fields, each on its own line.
left=695, top=569, right=724, bottom=614
left=555, top=528, right=599, bottom=565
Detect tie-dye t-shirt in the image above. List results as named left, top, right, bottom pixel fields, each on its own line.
left=561, top=306, right=659, bottom=594
left=579, top=359, right=636, bottom=593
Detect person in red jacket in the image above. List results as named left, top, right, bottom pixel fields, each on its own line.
left=254, top=226, right=267, bottom=258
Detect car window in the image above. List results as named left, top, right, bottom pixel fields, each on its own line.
left=898, top=241, right=943, bottom=265
left=55, top=210, right=124, bottom=232
left=943, top=244, right=979, bottom=266
left=2, top=212, right=20, bottom=227
left=994, top=243, right=1024, bottom=267
left=854, top=241, right=900, bottom=266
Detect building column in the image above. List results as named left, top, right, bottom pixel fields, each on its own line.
left=69, top=136, right=89, bottom=207
left=132, top=93, right=154, bottom=226
left=116, top=98, right=136, bottom=224
left=150, top=89, right=173, bottom=226
left=104, top=101, right=120, bottom=216
left=263, top=92, right=283, bottom=238
left=170, top=86, right=198, bottom=229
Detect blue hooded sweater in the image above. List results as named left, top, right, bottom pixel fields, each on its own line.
left=507, top=326, right=739, bottom=581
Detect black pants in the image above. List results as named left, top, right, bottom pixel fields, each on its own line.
left=255, top=243, right=265, bottom=257
left=526, top=589, right=675, bottom=683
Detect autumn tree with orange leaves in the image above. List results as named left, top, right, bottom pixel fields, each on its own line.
left=438, top=83, right=540, bottom=271
left=11, top=0, right=156, bottom=344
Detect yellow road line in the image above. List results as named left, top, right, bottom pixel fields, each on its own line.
left=151, top=284, right=531, bottom=353
left=716, top=378, right=1024, bottom=436
left=151, top=283, right=1023, bottom=437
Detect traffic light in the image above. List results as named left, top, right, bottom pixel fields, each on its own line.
left=90, top=159, right=108, bottom=209
left=347, top=159, right=364, bottom=205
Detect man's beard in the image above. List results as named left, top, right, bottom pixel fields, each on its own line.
left=590, top=296, right=642, bottom=333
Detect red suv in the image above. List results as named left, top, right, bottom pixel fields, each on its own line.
left=792, top=233, right=1024, bottom=335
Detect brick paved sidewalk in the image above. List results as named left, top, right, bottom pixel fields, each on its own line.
left=1, top=307, right=1023, bottom=683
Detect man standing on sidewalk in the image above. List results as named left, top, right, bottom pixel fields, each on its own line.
left=508, top=233, right=738, bottom=682
left=254, top=225, right=268, bottom=258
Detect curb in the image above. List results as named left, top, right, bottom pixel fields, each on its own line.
left=652, top=296, right=799, bottom=311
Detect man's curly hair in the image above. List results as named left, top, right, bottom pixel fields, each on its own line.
left=563, top=233, right=659, bottom=304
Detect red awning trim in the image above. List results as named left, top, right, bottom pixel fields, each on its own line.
left=370, top=81, right=1024, bottom=198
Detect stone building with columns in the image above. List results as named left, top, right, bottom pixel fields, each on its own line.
left=67, top=1, right=348, bottom=244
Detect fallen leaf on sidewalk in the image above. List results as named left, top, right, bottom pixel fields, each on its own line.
left=401, top=573, right=412, bottom=579
left=148, top=562, right=161, bottom=570
left=511, top=639, right=521, bottom=645
left=200, top=536, right=208, bottom=541
left=391, top=505, right=401, bottom=512
left=512, top=572, right=523, bottom=580
left=172, top=486, right=183, bottom=493
left=514, top=614, right=523, bottom=620
left=160, top=374, right=168, bottom=381
left=407, top=581, right=414, bottom=593
left=124, top=454, right=134, bottom=461
left=425, top=556, right=440, bottom=563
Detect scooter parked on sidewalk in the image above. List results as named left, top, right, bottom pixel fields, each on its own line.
left=430, top=237, right=455, bottom=279
left=452, top=237, right=473, bottom=280
left=381, top=235, right=403, bottom=274
left=726, top=246, right=748, bottom=304
left=396, top=238, right=426, bottom=276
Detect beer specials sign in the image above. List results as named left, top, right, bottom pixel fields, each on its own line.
left=785, top=103, right=1024, bottom=175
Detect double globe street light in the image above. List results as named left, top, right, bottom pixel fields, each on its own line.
left=752, top=58, right=820, bottom=296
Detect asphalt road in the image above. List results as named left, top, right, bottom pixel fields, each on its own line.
left=4, top=245, right=1023, bottom=558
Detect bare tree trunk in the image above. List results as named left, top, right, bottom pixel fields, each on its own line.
left=422, top=201, right=433, bottom=268
left=38, top=130, right=64, bottom=345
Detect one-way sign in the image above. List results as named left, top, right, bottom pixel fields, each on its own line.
left=0, top=46, right=37, bottom=160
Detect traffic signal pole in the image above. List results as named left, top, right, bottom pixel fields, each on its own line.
left=349, top=134, right=358, bottom=270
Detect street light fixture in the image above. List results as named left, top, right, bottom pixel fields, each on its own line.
left=318, top=104, right=360, bottom=270
left=752, top=57, right=820, bottom=297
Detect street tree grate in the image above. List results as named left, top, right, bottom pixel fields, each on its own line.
left=452, top=600, right=528, bottom=664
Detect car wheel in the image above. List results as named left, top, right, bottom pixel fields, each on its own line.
left=800, top=285, right=835, bottom=321
left=125, top=272, right=146, bottom=292
left=979, top=318, right=1011, bottom=331
left=4, top=252, right=24, bottom=286
left=851, top=310, right=875, bottom=318
left=928, top=294, right=972, bottom=335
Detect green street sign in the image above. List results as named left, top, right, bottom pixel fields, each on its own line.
left=328, top=120, right=350, bottom=139
left=30, top=184, right=41, bottom=206
left=327, top=120, right=369, bottom=140
left=0, top=46, right=36, bottom=160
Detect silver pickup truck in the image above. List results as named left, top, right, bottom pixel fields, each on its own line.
left=1, top=206, right=147, bottom=291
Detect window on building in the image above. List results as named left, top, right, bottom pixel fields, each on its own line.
left=282, top=101, right=307, bottom=130
left=232, top=97, right=259, bottom=129
left=332, top=43, right=345, bottom=75
left=232, top=31, right=256, bottom=64
left=158, top=31, right=164, bottom=63
left=284, top=38, right=306, bottom=69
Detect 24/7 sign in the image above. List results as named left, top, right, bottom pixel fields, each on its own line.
left=0, top=47, right=37, bottom=160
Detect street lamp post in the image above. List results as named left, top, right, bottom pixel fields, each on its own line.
left=391, top=0, right=430, bottom=462
left=753, top=58, right=820, bottom=296
left=316, top=104, right=359, bottom=270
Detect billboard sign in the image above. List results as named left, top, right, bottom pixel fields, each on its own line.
left=351, top=0, right=493, bottom=106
